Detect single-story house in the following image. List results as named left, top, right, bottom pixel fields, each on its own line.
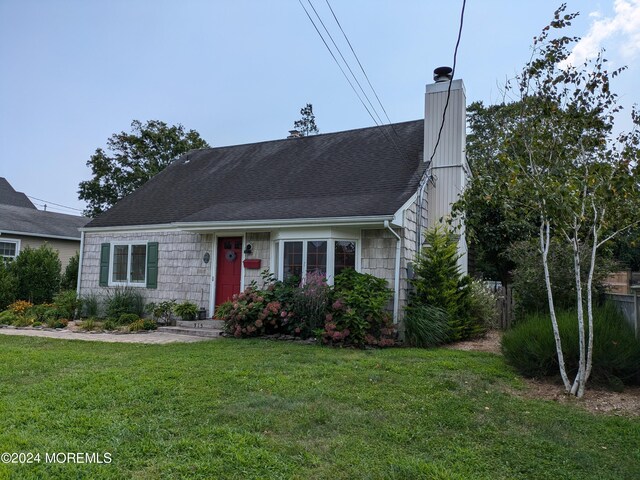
left=77, top=74, right=468, bottom=324
left=0, top=177, right=88, bottom=268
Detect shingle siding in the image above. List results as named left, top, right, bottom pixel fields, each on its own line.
left=80, top=231, right=213, bottom=312
left=244, top=232, right=270, bottom=287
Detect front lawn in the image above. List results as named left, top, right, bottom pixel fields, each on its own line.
left=0, top=337, right=637, bottom=479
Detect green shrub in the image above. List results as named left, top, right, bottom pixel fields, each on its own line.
left=47, top=317, right=69, bottom=328
left=502, top=302, right=640, bottom=387
left=118, top=313, right=140, bottom=325
left=214, top=301, right=233, bottom=320
left=404, top=305, right=451, bottom=347
left=128, top=319, right=155, bottom=331
left=0, top=310, right=21, bottom=325
left=0, top=310, right=17, bottom=325
left=142, top=318, right=157, bottom=330
left=53, top=290, right=81, bottom=319
left=29, top=303, right=56, bottom=323
left=80, top=318, right=97, bottom=331
left=60, top=252, right=79, bottom=290
left=105, top=287, right=145, bottom=319
left=173, top=301, right=199, bottom=320
left=13, top=245, right=61, bottom=304
left=43, top=308, right=62, bottom=322
left=146, top=300, right=176, bottom=325
left=128, top=319, right=145, bottom=331
left=408, top=225, right=480, bottom=342
left=324, top=269, right=395, bottom=347
left=80, top=294, right=100, bottom=318
left=103, top=318, right=118, bottom=331
left=12, top=315, right=33, bottom=327
left=0, top=261, right=17, bottom=310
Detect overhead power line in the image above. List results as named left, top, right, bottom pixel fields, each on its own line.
left=428, top=0, right=467, bottom=164
left=27, top=195, right=83, bottom=213
left=298, top=0, right=412, bottom=164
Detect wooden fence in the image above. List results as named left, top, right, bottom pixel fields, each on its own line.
left=607, top=291, right=640, bottom=339
left=485, top=282, right=514, bottom=330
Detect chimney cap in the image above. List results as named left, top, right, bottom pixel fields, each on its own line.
left=287, top=129, right=301, bottom=138
left=433, top=66, right=453, bottom=82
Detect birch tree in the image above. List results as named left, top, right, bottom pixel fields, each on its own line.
left=503, top=5, right=640, bottom=397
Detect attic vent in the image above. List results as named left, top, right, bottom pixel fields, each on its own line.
left=287, top=129, right=302, bottom=139
left=433, top=66, right=453, bottom=83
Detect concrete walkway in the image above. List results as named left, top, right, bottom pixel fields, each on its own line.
left=0, top=326, right=215, bottom=344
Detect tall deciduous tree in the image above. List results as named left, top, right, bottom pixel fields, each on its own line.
left=78, top=120, right=210, bottom=217
left=293, top=104, right=319, bottom=136
left=454, top=101, right=537, bottom=285
left=501, top=5, right=640, bottom=397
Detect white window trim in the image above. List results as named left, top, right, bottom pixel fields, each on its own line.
left=0, top=238, right=21, bottom=260
left=108, top=242, right=148, bottom=287
left=276, top=238, right=358, bottom=285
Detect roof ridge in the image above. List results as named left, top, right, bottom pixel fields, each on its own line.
left=191, top=119, right=423, bottom=154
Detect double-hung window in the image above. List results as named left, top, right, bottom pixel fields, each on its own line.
left=110, top=243, right=147, bottom=286
left=0, top=240, right=20, bottom=261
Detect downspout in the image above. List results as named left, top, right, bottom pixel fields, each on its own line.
left=384, top=220, right=401, bottom=324
left=76, top=231, right=85, bottom=296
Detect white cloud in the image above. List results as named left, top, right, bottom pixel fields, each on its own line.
left=560, top=0, right=640, bottom=68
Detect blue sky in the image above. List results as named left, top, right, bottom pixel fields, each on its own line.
left=1, top=0, right=639, bottom=215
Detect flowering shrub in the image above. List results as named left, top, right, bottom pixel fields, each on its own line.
left=222, top=287, right=290, bottom=337
left=321, top=270, right=396, bottom=347
left=7, top=300, right=33, bottom=316
left=219, top=269, right=397, bottom=347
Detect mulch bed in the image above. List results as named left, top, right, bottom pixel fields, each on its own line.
left=447, top=330, right=640, bottom=417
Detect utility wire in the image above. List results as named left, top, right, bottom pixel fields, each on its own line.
left=299, top=0, right=412, bottom=164
left=27, top=195, right=83, bottom=213
left=306, top=0, right=386, bottom=127
left=323, top=0, right=413, bottom=159
left=298, top=0, right=381, bottom=128
left=325, top=0, right=394, bottom=128
left=428, top=0, right=466, bottom=164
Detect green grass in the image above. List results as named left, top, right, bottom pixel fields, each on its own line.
left=0, top=337, right=638, bottom=479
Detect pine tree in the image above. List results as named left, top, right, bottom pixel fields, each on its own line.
left=293, top=104, right=319, bottom=136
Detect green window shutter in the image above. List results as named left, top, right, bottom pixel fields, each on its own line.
left=146, top=242, right=159, bottom=289
left=99, top=243, right=110, bottom=287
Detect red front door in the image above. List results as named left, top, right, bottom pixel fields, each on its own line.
left=215, top=237, right=242, bottom=307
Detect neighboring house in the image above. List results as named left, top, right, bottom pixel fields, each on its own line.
left=0, top=177, right=89, bottom=267
left=78, top=73, right=468, bottom=324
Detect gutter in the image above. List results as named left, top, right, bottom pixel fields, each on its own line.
left=0, top=230, right=81, bottom=242
left=384, top=220, right=401, bottom=324
left=81, top=215, right=397, bottom=234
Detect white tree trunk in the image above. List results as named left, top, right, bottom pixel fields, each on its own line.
left=570, top=236, right=586, bottom=397
left=540, top=220, right=572, bottom=391
left=581, top=218, right=600, bottom=397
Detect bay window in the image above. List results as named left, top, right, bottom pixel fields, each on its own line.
left=278, top=238, right=357, bottom=283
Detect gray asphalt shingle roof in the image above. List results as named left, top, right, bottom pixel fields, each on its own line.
left=0, top=204, right=88, bottom=239
left=86, top=120, right=425, bottom=228
left=0, top=177, right=36, bottom=209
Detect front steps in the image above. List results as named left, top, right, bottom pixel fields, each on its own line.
left=157, top=320, right=224, bottom=338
